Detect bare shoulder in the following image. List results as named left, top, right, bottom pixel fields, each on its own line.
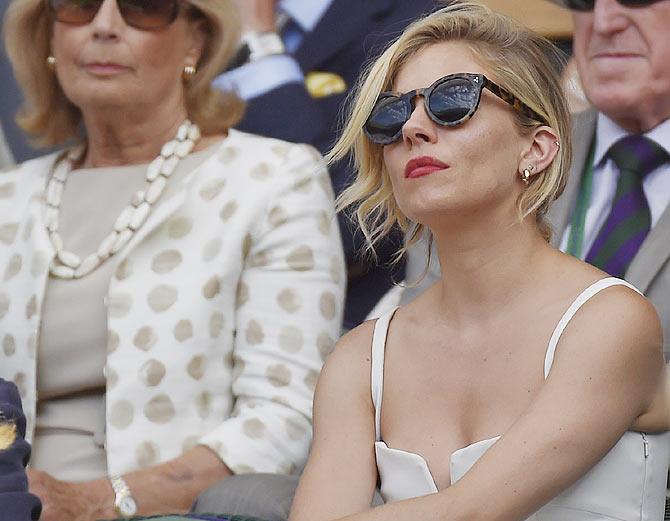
left=316, top=319, right=377, bottom=401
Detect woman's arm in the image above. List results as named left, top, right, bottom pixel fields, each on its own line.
left=289, top=322, right=380, bottom=521
left=295, top=286, right=666, bottom=521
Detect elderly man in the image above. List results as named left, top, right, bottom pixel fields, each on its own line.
left=547, top=0, right=670, bottom=362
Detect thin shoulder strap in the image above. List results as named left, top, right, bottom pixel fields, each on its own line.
left=544, top=277, right=641, bottom=378
left=371, top=307, right=399, bottom=442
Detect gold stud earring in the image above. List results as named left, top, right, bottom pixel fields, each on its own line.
left=183, top=65, right=197, bottom=81
left=521, top=166, right=534, bottom=186
left=46, top=55, right=57, bottom=69
left=554, top=140, right=561, bottom=148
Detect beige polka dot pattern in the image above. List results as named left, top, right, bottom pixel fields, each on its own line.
left=0, top=182, right=15, bottom=199
left=173, top=319, right=193, bottom=342
left=181, top=436, right=200, bottom=454
left=151, top=250, right=182, bottom=274
left=110, top=400, right=134, bottom=429
left=0, top=293, right=10, bottom=320
left=2, top=334, right=16, bottom=356
left=285, top=417, right=308, bottom=441
left=139, top=359, right=166, bottom=387
left=107, top=330, right=120, bottom=353
left=317, top=211, right=331, bottom=235
left=218, top=146, right=238, bottom=163
left=115, top=259, right=132, bottom=281
left=246, top=320, right=264, bottom=345
left=304, top=370, right=319, bottom=392
left=277, top=288, right=301, bottom=313
left=195, top=391, right=212, bottom=419
left=167, top=216, right=193, bottom=239
left=0, top=223, right=19, bottom=245
left=13, top=372, right=27, bottom=398
left=287, top=246, right=315, bottom=271
left=250, top=163, right=272, bottom=180
left=243, top=418, right=266, bottom=439
left=266, top=364, right=292, bottom=387
left=106, top=366, right=119, bottom=389
left=187, top=355, right=206, bottom=380
left=278, top=326, right=303, bottom=353
left=135, top=441, right=160, bottom=468
left=317, top=332, right=335, bottom=361
left=319, top=292, right=337, bottom=320
left=144, top=394, right=175, bottom=423
left=108, top=292, right=132, bottom=318
left=268, top=206, right=288, bottom=228
left=25, top=295, right=37, bottom=320
left=4, top=253, right=22, bottom=281
left=209, top=312, right=224, bottom=339
left=236, top=281, right=249, bottom=309
left=21, top=217, right=34, bottom=242
left=202, top=276, right=221, bottom=299
left=133, top=326, right=157, bottom=351
left=147, top=285, right=178, bottom=312
left=199, top=178, right=227, bottom=201
left=219, top=201, right=238, bottom=221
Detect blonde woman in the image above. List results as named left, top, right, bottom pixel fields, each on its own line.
left=289, top=4, right=669, bottom=521
left=0, top=0, right=345, bottom=519
left=0, top=379, right=41, bottom=520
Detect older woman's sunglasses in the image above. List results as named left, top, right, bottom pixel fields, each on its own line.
left=364, top=73, right=546, bottom=146
left=48, top=0, right=180, bottom=30
left=563, top=0, right=664, bottom=9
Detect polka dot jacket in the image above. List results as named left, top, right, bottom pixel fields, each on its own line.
left=0, top=130, right=346, bottom=476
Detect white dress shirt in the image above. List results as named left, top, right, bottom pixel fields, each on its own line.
left=560, top=114, right=670, bottom=258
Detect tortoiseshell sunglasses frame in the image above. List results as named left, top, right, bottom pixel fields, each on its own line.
left=364, top=72, right=547, bottom=145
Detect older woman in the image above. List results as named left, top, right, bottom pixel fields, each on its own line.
left=289, top=4, right=669, bottom=521
left=0, top=0, right=345, bottom=519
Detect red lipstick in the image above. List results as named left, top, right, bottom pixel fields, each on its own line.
left=404, top=156, right=449, bottom=179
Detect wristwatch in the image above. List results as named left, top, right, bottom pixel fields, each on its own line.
left=110, top=475, right=138, bottom=518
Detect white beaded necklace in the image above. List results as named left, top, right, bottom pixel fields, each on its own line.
left=46, top=119, right=201, bottom=279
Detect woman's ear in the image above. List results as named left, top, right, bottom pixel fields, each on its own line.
left=185, top=18, right=207, bottom=69
left=518, top=125, right=560, bottom=179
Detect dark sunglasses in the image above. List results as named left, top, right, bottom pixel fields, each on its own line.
left=47, top=0, right=181, bottom=30
left=563, top=0, right=664, bottom=10
left=364, top=73, right=546, bottom=146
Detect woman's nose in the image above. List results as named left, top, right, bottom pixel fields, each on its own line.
left=401, top=97, right=438, bottom=146
left=91, top=0, right=123, bottom=40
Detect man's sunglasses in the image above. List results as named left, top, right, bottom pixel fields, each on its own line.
left=562, top=0, right=664, bottom=10
left=363, top=73, right=546, bottom=146
left=47, top=0, right=181, bottom=30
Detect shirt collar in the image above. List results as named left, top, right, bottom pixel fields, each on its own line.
left=279, top=0, right=333, bottom=32
left=594, top=113, right=670, bottom=166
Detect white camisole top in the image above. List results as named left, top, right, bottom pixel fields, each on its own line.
left=372, top=277, right=669, bottom=520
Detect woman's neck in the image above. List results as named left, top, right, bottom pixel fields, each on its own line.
left=431, top=212, right=555, bottom=324
left=79, top=101, right=189, bottom=168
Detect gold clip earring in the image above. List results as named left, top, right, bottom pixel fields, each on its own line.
left=46, top=55, right=57, bottom=69
left=183, top=65, right=197, bottom=81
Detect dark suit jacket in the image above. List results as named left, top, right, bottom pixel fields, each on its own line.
left=0, top=379, right=41, bottom=521
left=547, top=109, right=670, bottom=360
left=235, top=0, right=439, bottom=328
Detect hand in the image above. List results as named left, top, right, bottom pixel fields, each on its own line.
left=28, top=469, right=115, bottom=521
left=231, top=0, right=278, bottom=33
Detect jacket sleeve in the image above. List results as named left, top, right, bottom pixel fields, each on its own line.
left=198, top=143, right=346, bottom=474
left=0, top=379, right=42, bottom=521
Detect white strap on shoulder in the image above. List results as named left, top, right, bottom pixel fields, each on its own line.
left=544, top=277, right=641, bottom=378
left=371, top=307, right=398, bottom=441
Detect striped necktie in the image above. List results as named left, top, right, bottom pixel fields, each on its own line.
left=585, top=135, right=669, bottom=277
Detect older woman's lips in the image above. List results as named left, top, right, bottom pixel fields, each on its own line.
left=405, top=156, right=449, bottom=179
left=84, top=62, right=130, bottom=75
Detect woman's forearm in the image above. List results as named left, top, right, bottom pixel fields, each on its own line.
left=86, top=445, right=232, bottom=517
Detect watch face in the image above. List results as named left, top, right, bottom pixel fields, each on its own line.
left=118, top=496, right=138, bottom=516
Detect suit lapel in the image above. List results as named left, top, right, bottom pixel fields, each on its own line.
left=547, top=109, right=597, bottom=248
left=295, top=0, right=393, bottom=72
left=626, top=201, right=670, bottom=293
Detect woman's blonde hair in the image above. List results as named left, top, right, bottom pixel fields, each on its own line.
left=3, top=0, right=244, bottom=146
left=331, top=2, right=572, bottom=262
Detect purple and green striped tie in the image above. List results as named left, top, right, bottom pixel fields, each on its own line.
left=585, top=135, right=669, bottom=277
